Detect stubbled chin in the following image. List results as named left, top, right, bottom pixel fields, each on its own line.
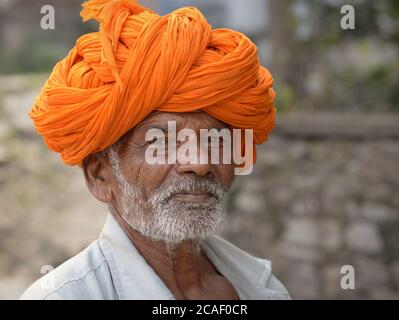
left=165, top=198, right=221, bottom=209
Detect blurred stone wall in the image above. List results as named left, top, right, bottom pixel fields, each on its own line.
left=0, top=75, right=398, bottom=299
left=223, top=131, right=399, bottom=299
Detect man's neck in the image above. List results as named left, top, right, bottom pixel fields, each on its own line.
left=111, top=211, right=216, bottom=299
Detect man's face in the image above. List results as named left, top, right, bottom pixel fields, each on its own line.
left=105, top=111, right=236, bottom=244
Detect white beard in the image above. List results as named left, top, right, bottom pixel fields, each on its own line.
left=108, top=147, right=227, bottom=245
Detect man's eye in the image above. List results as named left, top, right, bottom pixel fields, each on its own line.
left=146, top=134, right=167, bottom=145
left=209, top=136, right=224, bottom=145
left=146, top=137, right=158, bottom=145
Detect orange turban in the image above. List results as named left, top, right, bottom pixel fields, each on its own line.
left=29, top=0, right=276, bottom=165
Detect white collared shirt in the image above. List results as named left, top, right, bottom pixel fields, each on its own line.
left=20, top=213, right=290, bottom=300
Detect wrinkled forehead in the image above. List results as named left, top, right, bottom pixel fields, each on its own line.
left=133, top=110, right=229, bottom=133
left=107, top=110, right=232, bottom=160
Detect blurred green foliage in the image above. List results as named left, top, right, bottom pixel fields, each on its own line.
left=0, top=0, right=397, bottom=112
left=271, top=0, right=398, bottom=112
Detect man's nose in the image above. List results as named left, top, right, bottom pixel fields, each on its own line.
left=175, top=161, right=213, bottom=177
left=175, top=143, right=214, bottom=177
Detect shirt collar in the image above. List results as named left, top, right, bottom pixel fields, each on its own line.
left=98, top=212, right=289, bottom=300
left=99, top=213, right=174, bottom=299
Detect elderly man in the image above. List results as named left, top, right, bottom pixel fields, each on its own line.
left=21, top=0, right=290, bottom=300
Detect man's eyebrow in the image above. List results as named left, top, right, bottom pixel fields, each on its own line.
left=136, top=123, right=229, bottom=133
left=205, top=126, right=230, bottom=131
left=138, top=123, right=169, bottom=133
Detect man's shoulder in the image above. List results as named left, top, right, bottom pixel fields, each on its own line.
left=203, top=235, right=291, bottom=299
left=20, top=240, right=116, bottom=300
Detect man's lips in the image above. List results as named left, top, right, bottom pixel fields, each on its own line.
left=170, top=191, right=212, bottom=201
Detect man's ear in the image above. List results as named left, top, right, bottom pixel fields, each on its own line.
left=82, top=152, right=114, bottom=203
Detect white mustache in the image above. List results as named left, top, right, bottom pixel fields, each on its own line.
left=150, top=177, right=226, bottom=205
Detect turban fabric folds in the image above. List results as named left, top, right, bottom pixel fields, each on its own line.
left=29, top=0, right=277, bottom=165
